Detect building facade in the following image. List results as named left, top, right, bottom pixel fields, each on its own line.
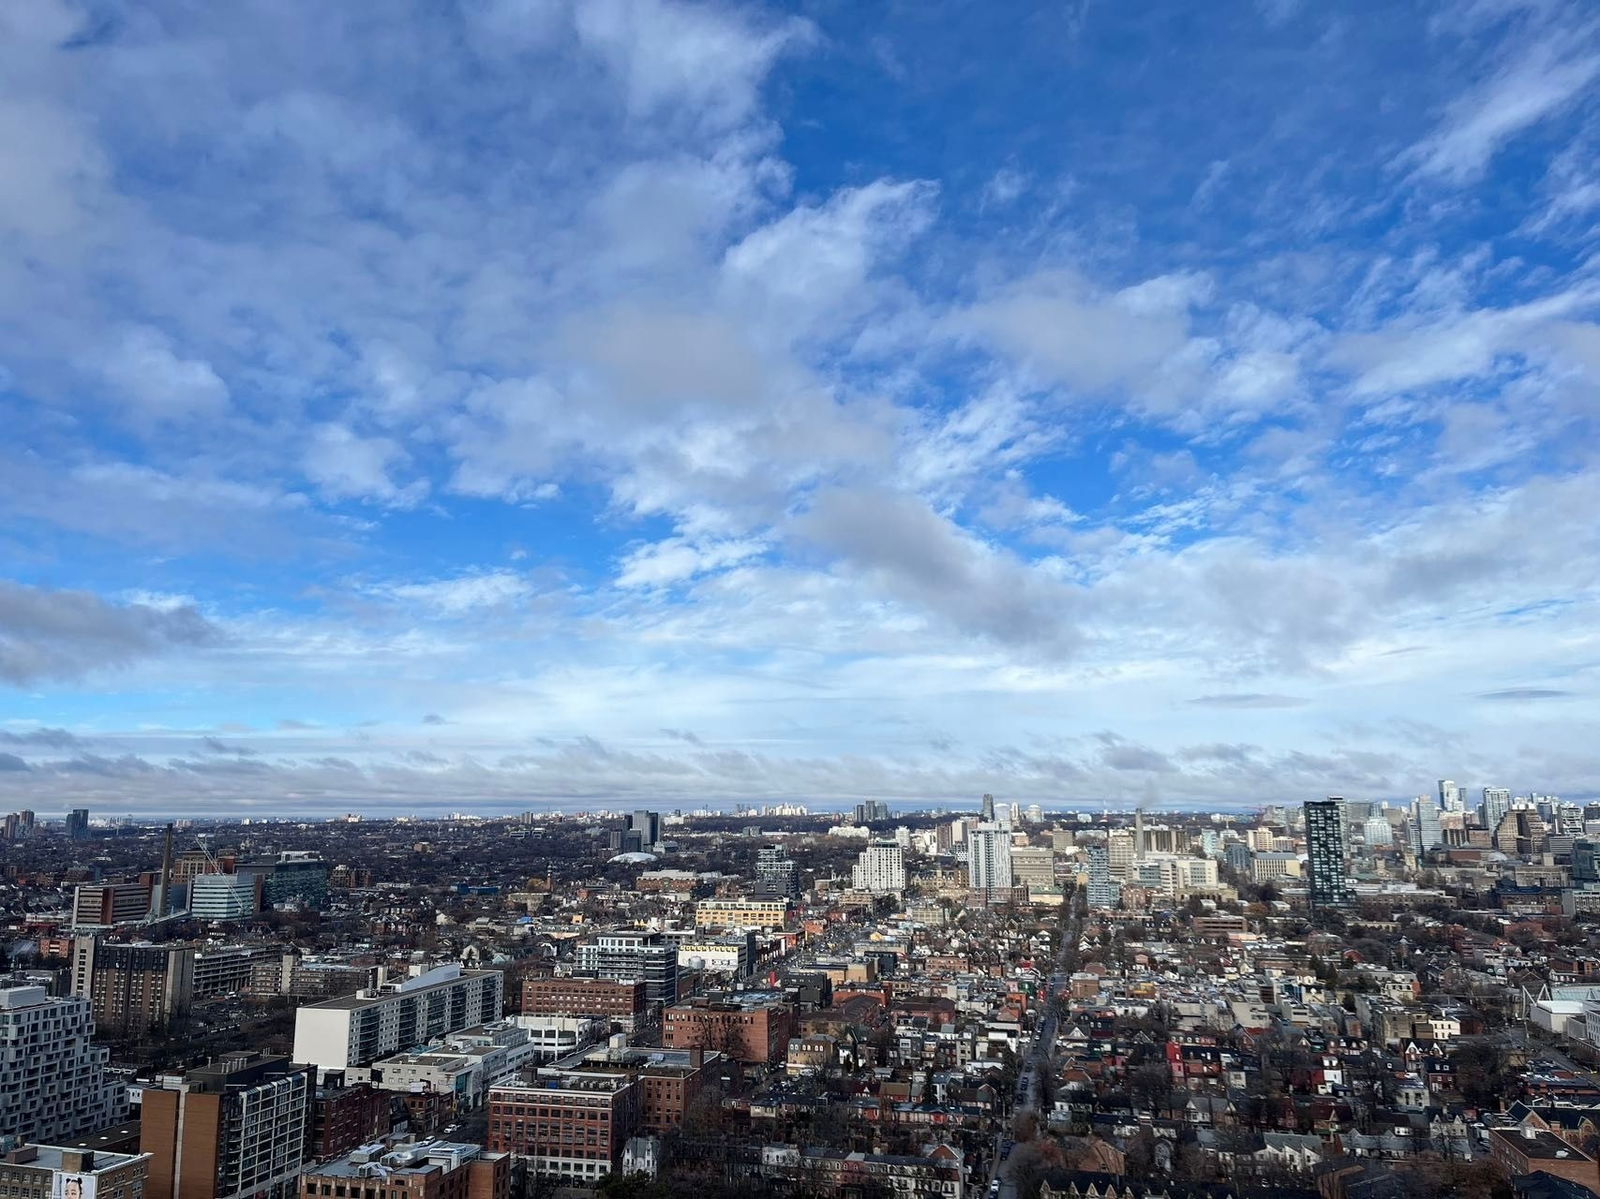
left=1009, top=847, right=1055, bottom=894
left=368, top=1020, right=544, bottom=1108
left=693, top=899, right=790, bottom=931
left=573, top=932, right=680, bottom=1008
left=521, top=978, right=646, bottom=1028
left=542, top=1043, right=717, bottom=1135
left=72, top=883, right=152, bottom=929
left=757, top=1144, right=964, bottom=1199
left=674, top=933, right=756, bottom=979
left=850, top=843, right=907, bottom=894
left=192, top=946, right=294, bottom=1000
left=487, top=1076, right=640, bottom=1180
left=263, top=854, right=330, bottom=911
left=309, top=1081, right=392, bottom=1161
left=662, top=995, right=794, bottom=1064
left=966, top=825, right=1013, bottom=906
left=71, top=938, right=195, bottom=1035
left=0, top=1145, right=149, bottom=1199
left=1482, top=787, right=1512, bottom=829
left=1084, top=844, right=1120, bottom=910
left=0, top=985, right=129, bottom=1143
left=298, top=1139, right=507, bottom=1199
left=189, top=875, right=262, bottom=922
left=1304, top=799, right=1352, bottom=909
left=292, top=965, right=505, bottom=1073
left=754, top=847, right=800, bottom=900
left=141, top=1053, right=312, bottom=1199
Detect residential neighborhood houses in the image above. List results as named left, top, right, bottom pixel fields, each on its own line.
left=8, top=789, right=1600, bottom=1199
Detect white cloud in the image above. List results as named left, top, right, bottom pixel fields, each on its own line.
left=981, top=167, right=1028, bottom=208
left=303, top=423, right=422, bottom=506
left=1524, top=136, right=1600, bottom=232
left=573, top=0, right=813, bottom=131
left=560, top=306, right=771, bottom=411
left=3, top=0, right=1600, bottom=812
left=1213, top=349, right=1300, bottom=412
left=791, top=487, right=1083, bottom=653
left=1329, top=288, right=1600, bottom=394
left=101, top=327, right=229, bottom=425
left=376, top=571, right=536, bottom=616
left=958, top=269, right=1196, bottom=395
left=0, top=98, right=106, bottom=240
left=0, top=581, right=219, bottom=684
left=721, top=179, right=938, bottom=341
left=616, top=537, right=766, bottom=588
left=1407, top=41, right=1600, bottom=184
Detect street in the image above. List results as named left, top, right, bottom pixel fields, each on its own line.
left=987, top=887, right=1085, bottom=1199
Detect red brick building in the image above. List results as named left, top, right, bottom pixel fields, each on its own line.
left=663, top=995, right=794, bottom=1064
left=310, top=1081, right=392, bottom=1159
left=300, top=1139, right=508, bottom=1199
left=532, top=1044, right=723, bottom=1135
left=488, top=1076, right=640, bottom=1181
left=1486, top=1127, right=1600, bottom=1193
left=521, top=978, right=646, bottom=1029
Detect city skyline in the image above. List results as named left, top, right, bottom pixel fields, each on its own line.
left=4, top=0, right=1600, bottom=813
left=0, top=783, right=1576, bottom=825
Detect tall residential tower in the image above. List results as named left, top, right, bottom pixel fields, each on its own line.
left=1304, top=799, right=1351, bottom=909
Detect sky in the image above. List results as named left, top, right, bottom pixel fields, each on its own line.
left=2, top=0, right=1600, bottom=818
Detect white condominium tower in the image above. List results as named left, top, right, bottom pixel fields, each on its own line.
left=851, top=842, right=907, bottom=894
left=967, top=823, right=1014, bottom=905
left=291, top=963, right=503, bottom=1073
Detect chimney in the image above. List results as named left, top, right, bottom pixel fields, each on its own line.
left=159, top=823, right=175, bottom=917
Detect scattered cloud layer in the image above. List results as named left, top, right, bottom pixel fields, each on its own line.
left=1477, top=687, right=1574, bottom=701
left=2, top=0, right=1599, bottom=811
left=0, top=583, right=218, bottom=686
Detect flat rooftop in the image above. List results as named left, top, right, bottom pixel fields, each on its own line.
left=302, top=969, right=495, bottom=1009
left=551, top=1045, right=710, bottom=1072
left=307, top=1141, right=491, bottom=1179
left=1490, top=1128, right=1597, bottom=1161
left=7, top=1147, right=147, bottom=1173
left=54, top=1123, right=142, bottom=1153
left=493, top=1074, right=630, bottom=1093
left=376, top=1052, right=473, bottom=1069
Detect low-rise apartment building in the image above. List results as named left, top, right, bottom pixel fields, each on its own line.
left=521, top=977, right=646, bottom=1029
left=487, top=1075, right=641, bottom=1180
left=663, top=993, right=794, bottom=1064
left=694, top=899, right=790, bottom=931
left=0, top=1145, right=150, bottom=1199
left=299, top=1139, right=507, bottom=1199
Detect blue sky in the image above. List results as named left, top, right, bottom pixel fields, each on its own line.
left=2, top=0, right=1600, bottom=816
